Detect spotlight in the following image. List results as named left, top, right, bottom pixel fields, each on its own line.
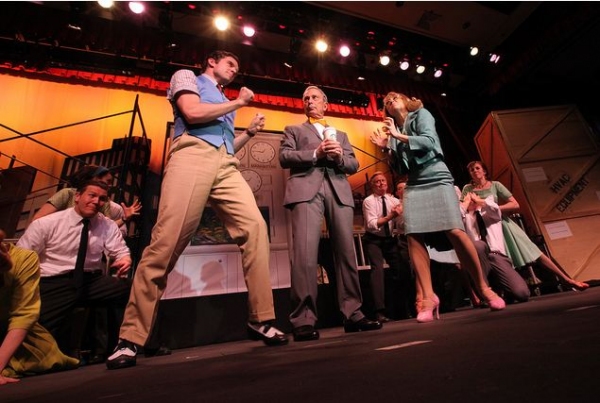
left=128, top=2, right=144, bottom=14
left=489, top=53, right=500, bottom=63
left=416, top=65, right=426, bottom=74
left=242, top=25, right=256, bottom=37
left=470, top=46, right=479, bottom=56
left=379, top=54, right=390, bottom=66
left=214, top=16, right=230, bottom=31
left=399, top=60, right=410, bottom=71
left=339, top=45, right=351, bottom=58
left=97, top=0, right=113, bottom=8
left=315, top=39, right=328, bottom=53
left=433, top=68, right=443, bottom=78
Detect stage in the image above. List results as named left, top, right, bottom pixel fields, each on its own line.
left=3, top=286, right=599, bottom=403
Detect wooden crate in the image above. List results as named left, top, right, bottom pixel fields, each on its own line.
left=475, top=105, right=600, bottom=282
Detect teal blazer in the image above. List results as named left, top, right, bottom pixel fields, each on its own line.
left=389, top=108, right=444, bottom=174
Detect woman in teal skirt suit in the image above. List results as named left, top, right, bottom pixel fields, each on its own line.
left=462, top=160, right=589, bottom=291
left=369, top=92, right=506, bottom=323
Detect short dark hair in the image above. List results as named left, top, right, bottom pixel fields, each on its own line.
left=76, top=180, right=109, bottom=194
left=69, top=165, right=111, bottom=188
left=201, top=50, right=239, bottom=73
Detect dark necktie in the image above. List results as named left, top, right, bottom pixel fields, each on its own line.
left=74, top=218, right=90, bottom=293
left=475, top=210, right=488, bottom=245
left=382, top=196, right=391, bottom=237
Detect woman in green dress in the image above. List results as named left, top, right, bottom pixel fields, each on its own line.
left=462, top=161, right=588, bottom=291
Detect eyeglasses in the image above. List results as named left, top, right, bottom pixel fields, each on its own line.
left=385, top=96, right=399, bottom=107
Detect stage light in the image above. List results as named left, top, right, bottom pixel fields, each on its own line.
left=243, top=25, right=255, bottom=37
left=433, top=68, right=443, bottom=78
left=214, top=16, right=230, bottom=31
left=379, top=54, right=390, bottom=66
left=128, top=2, right=144, bottom=14
left=416, top=65, right=426, bottom=74
left=339, top=45, right=351, bottom=58
left=470, top=46, right=479, bottom=56
left=399, top=60, right=410, bottom=70
left=316, top=39, right=328, bottom=53
left=97, top=0, right=113, bottom=8
left=489, top=53, right=500, bottom=63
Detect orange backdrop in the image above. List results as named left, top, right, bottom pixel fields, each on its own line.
left=0, top=74, right=394, bottom=201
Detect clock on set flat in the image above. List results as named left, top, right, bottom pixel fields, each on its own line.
left=241, top=169, right=262, bottom=193
left=235, top=146, right=246, bottom=160
left=250, top=141, right=276, bottom=163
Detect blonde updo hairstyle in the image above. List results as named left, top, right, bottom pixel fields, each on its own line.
left=382, top=92, right=423, bottom=126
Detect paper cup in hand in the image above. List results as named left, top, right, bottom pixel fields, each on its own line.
left=323, top=126, right=337, bottom=141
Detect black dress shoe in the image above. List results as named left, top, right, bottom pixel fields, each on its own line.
left=344, top=318, right=383, bottom=333
left=88, top=354, right=106, bottom=365
left=144, top=345, right=172, bottom=358
left=247, top=322, right=289, bottom=346
left=293, top=325, right=320, bottom=342
left=376, top=313, right=391, bottom=323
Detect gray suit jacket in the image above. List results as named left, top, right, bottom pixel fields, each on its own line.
left=279, top=121, right=359, bottom=208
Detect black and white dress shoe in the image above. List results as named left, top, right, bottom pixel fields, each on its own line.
left=293, top=325, right=320, bottom=342
left=106, top=339, right=138, bottom=370
left=344, top=318, right=383, bottom=333
left=247, top=322, right=289, bottom=346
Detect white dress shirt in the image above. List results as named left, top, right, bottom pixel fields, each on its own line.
left=17, top=208, right=130, bottom=277
left=462, top=196, right=507, bottom=255
left=362, top=193, right=401, bottom=236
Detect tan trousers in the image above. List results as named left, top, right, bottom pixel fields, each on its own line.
left=119, top=134, right=275, bottom=346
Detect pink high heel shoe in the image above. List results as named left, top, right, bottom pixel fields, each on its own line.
left=415, top=294, right=440, bottom=314
left=569, top=280, right=589, bottom=292
left=416, top=294, right=440, bottom=323
left=482, top=288, right=506, bottom=311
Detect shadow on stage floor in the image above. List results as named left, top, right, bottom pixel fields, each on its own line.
left=3, top=286, right=600, bottom=403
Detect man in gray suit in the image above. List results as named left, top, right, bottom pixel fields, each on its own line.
left=279, top=86, right=382, bottom=342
